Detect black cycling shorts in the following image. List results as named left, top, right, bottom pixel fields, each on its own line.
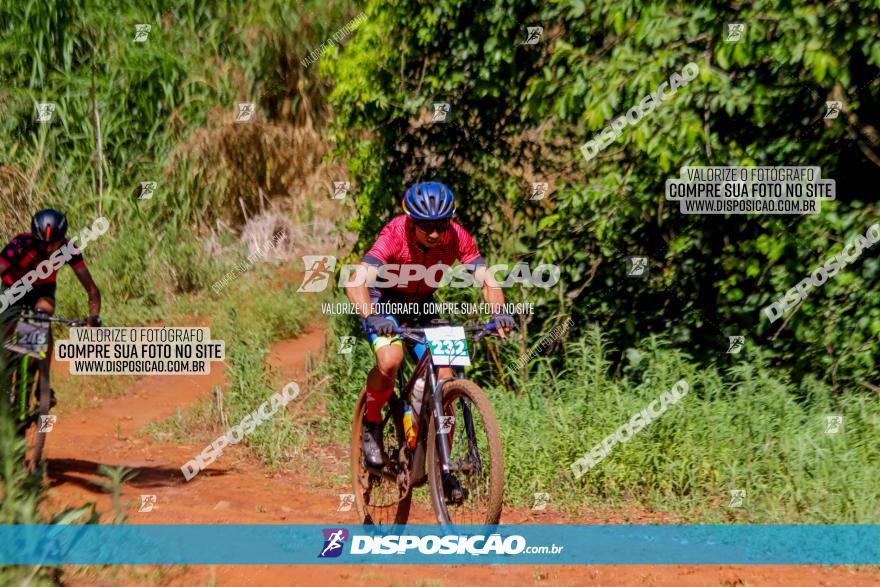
left=8, top=282, right=57, bottom=310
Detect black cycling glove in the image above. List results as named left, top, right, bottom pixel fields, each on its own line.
left=492, top=313, right=516, bottom=330
left=87, top=315, right=102, bottom=327
left=366, top=314, right=395, bottom=336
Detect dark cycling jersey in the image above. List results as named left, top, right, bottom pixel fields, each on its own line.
left=362, top=215, right=484, bottom=303
left=0, top=232, right=85, bottom=287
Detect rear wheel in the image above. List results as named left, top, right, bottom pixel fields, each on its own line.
left=350, top=388, right=412, bottom=525
left=427, top=379, right=504, bottom=526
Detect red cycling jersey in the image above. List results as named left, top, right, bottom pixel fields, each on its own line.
left=362, top=215, right=484, bottom=302
left=0, top=233, right=85, bottom=287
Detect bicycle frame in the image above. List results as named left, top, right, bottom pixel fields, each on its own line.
left=392, top=322, right=494, bottom=487
left=4, top=322, right=48, bottom=422
left=4, top=312, right=85, bottom=422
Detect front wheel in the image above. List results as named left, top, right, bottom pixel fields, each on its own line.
left=16, top=359, right=50, bottom=474
left=427, top=379, right=504, bottom=526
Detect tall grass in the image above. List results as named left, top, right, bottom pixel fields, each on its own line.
left=0, top=0, right=353, bottom=547
left=0, top=347, right=104, bottom=585
left=141, top=271, right=323, bottom=468
left=1, top=0, right=355, bottom=325
left=318, top=314, right=880, bottom=523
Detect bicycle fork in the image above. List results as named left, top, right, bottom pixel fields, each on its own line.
left=430, top=374, right=454, bottom=474
left=430, top=374, right=478, bottom=475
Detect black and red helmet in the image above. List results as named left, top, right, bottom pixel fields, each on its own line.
left=31, top=208, right=68, bottom=243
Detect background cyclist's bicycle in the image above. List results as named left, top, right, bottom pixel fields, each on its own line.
left=2, top=311, right=86, bottom=475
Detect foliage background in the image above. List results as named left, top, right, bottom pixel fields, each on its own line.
left=0, top=0, right=877, bottom=528
left=327, top=0, right=880, bottom=392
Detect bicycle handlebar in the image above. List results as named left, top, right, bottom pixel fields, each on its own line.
left=392, top=321, right=510, bottom=345
left=16, top=312, right=88, bottom=327
left=395, top=321, right=498, bottom=335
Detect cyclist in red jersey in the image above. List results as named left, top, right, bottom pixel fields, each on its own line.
left=1, top=209, right=102, bottom=403
left=345, top=182, right=515, bottom=467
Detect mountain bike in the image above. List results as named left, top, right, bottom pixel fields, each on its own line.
left=2, top=311, right=86, bottom=474
left=350, top=320, right=506, bottom=526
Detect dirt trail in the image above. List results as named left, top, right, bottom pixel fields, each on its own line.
left=41, top=328, right=880, bottom=586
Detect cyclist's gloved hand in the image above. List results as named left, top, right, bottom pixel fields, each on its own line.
left=492, top=313, right=516, bottom=331
left=87, top=314, right=102, bottom=327
left=366, top=314, right=395, bottom=336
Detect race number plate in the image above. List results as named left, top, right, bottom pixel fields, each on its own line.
left=425, top=326, right=470, bottom=367
left=15, top=321, right=49, bottom=353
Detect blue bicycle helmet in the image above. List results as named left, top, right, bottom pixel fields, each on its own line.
left=402, top=182, right=456, bottom=221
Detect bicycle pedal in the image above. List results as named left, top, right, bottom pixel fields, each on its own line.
left=364, top=451, right=389, bottom=472
left=443, top=474, right=467, bottom=505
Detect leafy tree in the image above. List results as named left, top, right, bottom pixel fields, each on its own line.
left=327, top=0, right=880, bottom=390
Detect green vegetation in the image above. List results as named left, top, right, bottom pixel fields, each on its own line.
left=0, top=0, right=346, bottom=469
left=319, top=0, right=880, bottom=521
left=0, top=0, right=352, bottom=325
left=0, top=3, right=344, bottom=570
left=328, top=0, right=879, bottom=389
left=1, top=0, right=877, bottom=535
left=319, top=311, right=880, bottom=522
left=0, top=357, right=110, bottom=583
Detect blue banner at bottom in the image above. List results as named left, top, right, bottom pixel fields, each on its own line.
left=0, top=524, right=877, bottom=565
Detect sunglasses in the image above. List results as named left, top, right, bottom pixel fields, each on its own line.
left=414, top=219, right=451, bottom=235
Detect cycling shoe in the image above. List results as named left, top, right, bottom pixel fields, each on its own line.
left=361, top=419, right=385, bottom=468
